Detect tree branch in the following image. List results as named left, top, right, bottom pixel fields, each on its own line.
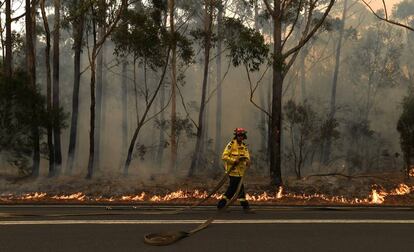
left=245, top=64, right=271, bottom=118
left=281, top=0, right=304, bottom=50
left=263, top=0, right=275, bottom=17
left=176, top=80, right=199, bottom=130
left=303, top=172, right=399, bottom=183
left=283, top=0, right=335, bottom=58
left=360, top=0, right=414, bottom=32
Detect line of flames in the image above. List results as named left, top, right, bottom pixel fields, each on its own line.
left=0, top=183, right=412, bottom=205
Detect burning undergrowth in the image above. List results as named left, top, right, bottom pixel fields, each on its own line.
left=0, top=171, right=414, bottom=206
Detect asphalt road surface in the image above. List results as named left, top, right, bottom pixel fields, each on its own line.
left=1, top=205, right=414, bottom=252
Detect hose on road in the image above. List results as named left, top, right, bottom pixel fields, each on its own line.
left=143, top=175, right=245, bottom=246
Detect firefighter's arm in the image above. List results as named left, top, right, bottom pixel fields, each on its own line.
left=222, top=147, right=237, bottom=164
left=243, top=148, right=251, bottom=167
left=222, top=142, right=238, bottom=168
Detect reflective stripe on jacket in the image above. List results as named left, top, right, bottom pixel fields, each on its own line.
left=222, top=140, right=250, bottom=177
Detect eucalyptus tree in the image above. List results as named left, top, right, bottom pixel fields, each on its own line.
left=65, top=0, right=87, bottom=174
left=40, top=0, right=55, bottom=175
left=25, top=0, right=40, bottom=177
left=85, top=0, right=127, bottom=179
left=112, top=0, right=193, bottom=175
left=214, top=0, right=225, bottom=170
left=361, top=0, right=414, bottom=32
left=347, top=23, right=403, bottom=122
left=188, top=0, right=217, bottom=176
left=189, top=9, right=268, bottom=176
left=262, top=0, right=335, bottom=186
left=169, top=0, right=178, bottom=172
left=361, top=0, right=414, bottom=178
left=322, top=0, right=348, bottom=164
left=4, top=0, right=12, bottom=77
left=52, top=0, right=63, bottom=175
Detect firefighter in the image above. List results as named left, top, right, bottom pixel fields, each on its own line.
left=217, top=128, right=252, bottom=212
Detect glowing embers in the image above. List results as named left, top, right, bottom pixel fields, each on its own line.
left=391, top=183, right=411, bottom=195
left=20, top=192, right=47, bottom=200
left=409, top=167, right=414, bottom=177
left=51, top=192, right=86, bottom=201
left=149, top=190, right=221, bottom=202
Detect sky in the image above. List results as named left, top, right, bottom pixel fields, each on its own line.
left=368, top=0, right=403, bottom=10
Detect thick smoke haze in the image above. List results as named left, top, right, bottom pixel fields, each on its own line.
left=0, top=0, right=413, bottom=190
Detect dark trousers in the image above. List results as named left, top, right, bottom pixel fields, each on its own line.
left=217, top=176, right=249, bottom=209
left=224, top=176, right=246, bottom=200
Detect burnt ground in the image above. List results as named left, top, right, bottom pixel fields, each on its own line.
left=0, top=171, right=414, bottom=206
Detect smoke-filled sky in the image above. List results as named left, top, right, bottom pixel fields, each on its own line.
left=369, top=0, right=401, bottom=10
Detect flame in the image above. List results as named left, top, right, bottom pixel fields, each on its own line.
left=21, top=192, right=47, bottom=200
left=51, top=192, right=86, bottom=201
left=370, top=189, right=387, bottom=204
left=276, top=186, right=283, bottom=199
left=391, top=183, right=411, bottom=195
left=121, top=192, right=146, bottom=201
left=409, top=167, right=414, bottom=177
left=0, top=183, right=413, bottom=205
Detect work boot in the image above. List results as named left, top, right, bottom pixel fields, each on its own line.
left=217, top=199, right=227, bottom=210
left=241, top=201, right=255, bottom=214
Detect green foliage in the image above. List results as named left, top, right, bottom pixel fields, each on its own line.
left=0, top=72, right=67, bottom=174
left=397, top=92, right=414, bottom=167
left=283, top=100, right=339, bottom=177
left=284, top=100, right=319, bottom=139
left=112, top=3, right=194, bottom=68
left=349, top=23, right=403, bottom=88
left=155, top=117, right=195, bottom=140
left=343, top=119, right=382, bottom=171
left=393, top=0, right=414, bottom=20
left=189, top=28, right=218, bottom=49
left=320, top=117, right=340, bottom=141
left=222, top=18, right=269, bottom=71
left=112, top=7, right=167, bottom=68
left=282, top=0, right=304, bottom=24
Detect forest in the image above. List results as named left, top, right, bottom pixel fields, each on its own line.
left=1, top=0, right=414, bottom=205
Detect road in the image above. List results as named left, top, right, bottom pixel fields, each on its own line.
left=1, top=205, right=414, bottom=252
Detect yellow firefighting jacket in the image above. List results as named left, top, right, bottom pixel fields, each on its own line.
left=222, top=139, right=250, bottom=177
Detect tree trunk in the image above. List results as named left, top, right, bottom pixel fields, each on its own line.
left=95, top=27, right=105, bottom=172
left=26, top=0, right=40, bottom=177
left=52, top=0, right=62, bottom=175
left=121, top=61, right=128, bottom=174
left=269, top=0, right=283, bottom=186
left=4, top=0, right=12, bottom=77
left=101, top=41, right=108, bottom=168
left=169, top=0, right=178, bottom=172
left=300, top=48, right=307, bottom=103
left=214, top=3, right=224, bottom=170
left=86, top=50, right=97, bottom=179
left=323, top=0, right=348, bottom=164
left=202, top=66, right=211, bottom=156
left=214, top=2, right=223, bottom=170
left=40, top=0, right=55, bottom=176
left=189, top=2, right=213, bottom=176
left=123, top=50, right=171, bottom=173
left=67, top=7, right=85, bottom=174
left=156, top=83, right=166, bottom=167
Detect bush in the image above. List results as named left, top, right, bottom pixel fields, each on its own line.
left=397, top=93, right=414, bottom=176
left=0, top=72, right=67, bottom=174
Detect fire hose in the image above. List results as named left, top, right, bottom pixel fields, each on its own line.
left=143, top=172, right=245, bottom=246
left=129, top=159, right=246, bottom=246
left=0, top=162, right=247, bottom=246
